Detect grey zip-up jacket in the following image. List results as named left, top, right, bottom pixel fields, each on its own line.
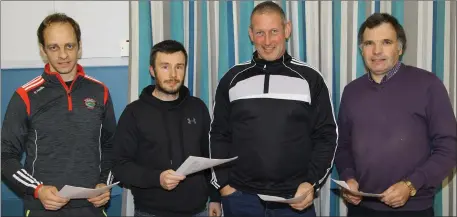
left=1, top=64, right=116, bottom=209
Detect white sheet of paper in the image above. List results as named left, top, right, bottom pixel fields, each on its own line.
left=175, top=156, right=238, bottom=176
left=331, top=179, right=382, bottom=197
left=57, top=182, right=120, bottom=199
left=258, top=191, right=311, bottom=204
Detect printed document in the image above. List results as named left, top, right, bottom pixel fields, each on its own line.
left=176, top=156, right=238, bottom=176
left=332, top=179, right=382, bottom=197
left=57, top=182, right=120, bottom=199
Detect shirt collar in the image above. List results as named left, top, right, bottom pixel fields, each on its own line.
left=368, top=61, right=402, bottom=84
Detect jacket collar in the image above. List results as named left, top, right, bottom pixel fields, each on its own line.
left=42, top=63, right=85, bottom=83
left=252, top=50, right=292, bottom=67
left=41, top=63, right=85, bottom=91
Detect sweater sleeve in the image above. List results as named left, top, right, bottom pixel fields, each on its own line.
left=334, top=88, right=356, bottom=181
left=209, top=75, right=233, bottom=190
left=99, top=91, right=117, bottom=185
left=112, top=105, right=163, bottom=188
left=1, top=90, right=43, bottom=196
left=407, top=77, right=457, bottom=190
left=305, top=75, right=338, bottom=191
left=200, top=102, right=221, bottom=202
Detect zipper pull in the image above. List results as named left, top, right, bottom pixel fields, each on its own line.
left=263, top=64, right=266, bottom=70
left=170, top=160, right=173, bottom=165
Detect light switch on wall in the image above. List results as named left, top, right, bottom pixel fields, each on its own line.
left=120, top=40, right=129, bottom=57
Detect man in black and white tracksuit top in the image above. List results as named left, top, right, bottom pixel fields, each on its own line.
left=209, top=2, right=337, bottom=216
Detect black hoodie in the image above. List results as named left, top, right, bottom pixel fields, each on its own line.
left=112, top=85, right=220, bottom=216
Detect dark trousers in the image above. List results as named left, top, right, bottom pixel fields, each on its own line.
left=221, top=190, right=316, bottom=217
left=25, top=206, right=106, bottom=217
left=347, top=204, right=434, bottom=217
left=134, top=208, right=207, bottom=217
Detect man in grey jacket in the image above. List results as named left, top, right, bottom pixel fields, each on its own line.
left=1, top=13, right=116, bottom=217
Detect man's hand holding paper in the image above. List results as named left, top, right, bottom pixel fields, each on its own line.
left=87, top=183, right=111, bottom=207
left=290, top=182, right=314, bottom=211
left=160, top=169, right=186, bottom=191
left=341, top=179, right=362, bottom=205
left=38, top=185, right=70, bottom=211
left=332, top=178, right=382, bottom=205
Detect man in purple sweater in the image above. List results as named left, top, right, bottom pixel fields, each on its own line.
left=335, top=13, right=456, bottom=217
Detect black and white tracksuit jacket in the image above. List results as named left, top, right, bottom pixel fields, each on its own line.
left=210, top=51, right=338, bottom=197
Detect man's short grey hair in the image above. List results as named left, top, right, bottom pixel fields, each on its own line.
left=250, top=1, right=287, bottom=29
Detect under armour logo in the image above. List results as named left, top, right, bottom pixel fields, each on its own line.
left=187, top=118, right=196, bottom=124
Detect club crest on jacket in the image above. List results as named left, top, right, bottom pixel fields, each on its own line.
left=84, top=98, right=97, bottom=109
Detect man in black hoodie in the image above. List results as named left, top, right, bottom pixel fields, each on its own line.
left=112, top=40, right=221, bottom=217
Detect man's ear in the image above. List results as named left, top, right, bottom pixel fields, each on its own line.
left=149, top=66, right=156, bottom=78
left=248, top=26, right=254, bottom=43
left=39, top=44, right=48, bottom=61
left=77, top=41, right=82, bottom=58
left=284, top=21, right=292, bottom=40
left=398, top=42, right=403, bottom=56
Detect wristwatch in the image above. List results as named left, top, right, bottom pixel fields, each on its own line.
left=403, top=180, right=417, bottom=197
